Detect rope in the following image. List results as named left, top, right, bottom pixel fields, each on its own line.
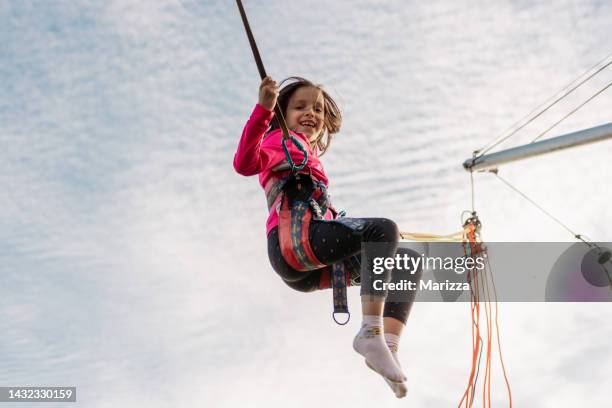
left=491, top=171, right=592, bottom=245
left=475, top=54, right=612, bottom=158
left=236, top=0, right=308, bottom=171
left=488, top=255, right=513, bottom=406
left=470, top=170, right=475, bottom=213
left=530, top=80, right=612, bottom=143
left=399, top=230, right=464, bottom=242
left=458, top=217, right=512, bottom=408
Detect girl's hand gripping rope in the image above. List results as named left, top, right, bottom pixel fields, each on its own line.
left=259, top=76, right=279, bottom=111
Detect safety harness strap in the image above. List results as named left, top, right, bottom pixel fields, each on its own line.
left=278, top=195, right=326, bottom=271
left=265, top=173, right=350, bottom=324
left=331, top=263, right=350, bottom=325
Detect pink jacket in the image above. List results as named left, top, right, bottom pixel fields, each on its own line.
left=234, top=104, right=334, bottom=234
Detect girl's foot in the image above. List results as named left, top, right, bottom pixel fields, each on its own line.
left=382, top=333, right=408, bottom=397
left=353, top=316, right=406, bottom=383
left=365, top=357, right=407, bottom=398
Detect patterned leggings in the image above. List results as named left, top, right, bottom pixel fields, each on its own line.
left=267, top=217, right=421, bottom=324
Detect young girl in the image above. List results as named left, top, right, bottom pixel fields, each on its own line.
left=234, top=76, right=419, bottom=398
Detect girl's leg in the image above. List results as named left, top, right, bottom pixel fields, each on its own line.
left=383, top=316, right=405, bottom=337
left=309, top=218, right=407, bottom=383
left=376, top=247, right=422, bottom=397
left=268, top=219, right=414, bottom=387
left=268, top=227, right=324, bottom=291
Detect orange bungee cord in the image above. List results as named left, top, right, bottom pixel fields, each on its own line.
left=458, top=213, right=512, bottom=408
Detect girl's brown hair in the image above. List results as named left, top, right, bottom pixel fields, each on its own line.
left=268, top=77, right=342, bottom=156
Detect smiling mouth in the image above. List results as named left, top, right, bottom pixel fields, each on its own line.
left=299, top=120, right=316, bottom=129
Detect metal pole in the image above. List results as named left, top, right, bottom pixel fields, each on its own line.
left=464, top=122, right=612, bottom=172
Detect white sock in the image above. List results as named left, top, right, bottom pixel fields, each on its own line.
left=379, top=333, right=407, bottom=398
left=353, top=315, right=406, bottom=383
left=385, top=333, right=401, bottom=355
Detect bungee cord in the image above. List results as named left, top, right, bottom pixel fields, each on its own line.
left=236, top=0, right=309, bottom=172
left=488, top=255, right=513, bottom=408
left=456, top=214, right=512, bottom=408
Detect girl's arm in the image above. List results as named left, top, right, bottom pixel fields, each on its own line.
left=234, top=77, right=279, bottom=176
left=233, top=103, right=274, bottom=176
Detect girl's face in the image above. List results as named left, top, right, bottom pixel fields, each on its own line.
left=285, top=86, right=325, bottom=142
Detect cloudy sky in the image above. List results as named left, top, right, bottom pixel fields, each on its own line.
left=1, top=1, right=611, bottom=407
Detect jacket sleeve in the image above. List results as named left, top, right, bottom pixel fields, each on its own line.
left=233, top=104, right=275, bottom=176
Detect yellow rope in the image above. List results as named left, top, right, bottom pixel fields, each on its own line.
left=399, top=230, right=465, bottom=242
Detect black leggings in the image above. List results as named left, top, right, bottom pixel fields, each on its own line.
left=267, top=217, right=421, bottom=324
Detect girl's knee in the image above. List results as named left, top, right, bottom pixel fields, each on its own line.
left=374, top=218, right=399, bottom=242
left=385, top=218, right=399, bottom=238
left=361, top=217, right=399, bottom=243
